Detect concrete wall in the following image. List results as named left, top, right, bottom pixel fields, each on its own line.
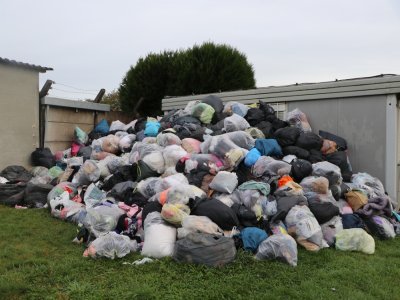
left=288, top=95, right=387, bottom=183
left=0, top=64, right=39, bottom=169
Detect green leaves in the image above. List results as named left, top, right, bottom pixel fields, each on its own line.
left=119, top=42, right=256, bottom=116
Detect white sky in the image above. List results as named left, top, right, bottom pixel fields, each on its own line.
left=1, top=0, right=400, bottom=100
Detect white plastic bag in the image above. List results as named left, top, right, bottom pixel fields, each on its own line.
left=109, top=120, right=126, bottom=131
left=142, top=212, right=177, bottom=258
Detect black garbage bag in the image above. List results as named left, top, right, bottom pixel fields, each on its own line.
left=0, top=166, right=32, bottom=183
left=283, top=146, right=310, bottom=160
left=274, top=127, right=301, bottom=147
left=23, top=182, right=53, bottom=208
left=141, top=201, right=163, bottom=228
left=266, top=115, right=288, bottom=131
left=245, top=108, right=265, bottom=126
left=319, top=130, right=347, bottom=151
left=77, top=146, right=92, bottom=162
left=231, top=203, right=259, bottom=227
left=0, top=183, right=26, bottom=206
left=235, top=161, right=254, bottom=186
left=255, top=121, right=274, bottom=138
left=325, top=151, right=353, bottom=182
left=290, top=159, right=312, bottom=183
left=259, top=101, right=276, bottom=117
left=295, top=132, right=323, bottom=150
left=307, top=199, right=339, bottom=224
left=159, top=109, right=179, bottom=129
left=211, top=112, right=230, bottom=125
left=271, top=194, right=308, bottom=223
left=202, top=95, right=224, bottom=113
left=31, top=148, right=55, bottom=169
left=109, top=181, right=136, bottom=202
left=134, top=118, right=147, bottom=133
left=190, top=197, right=239, bottom=230
left=173, top=115, right=202, bottom=127
left=308, top=149, right=324, bottom=163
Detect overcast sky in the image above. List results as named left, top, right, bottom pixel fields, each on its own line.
left=2, top=0, right=400, bottom=100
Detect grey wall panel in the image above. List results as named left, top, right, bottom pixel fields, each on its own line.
left=288, top=95, right=387, bottom=184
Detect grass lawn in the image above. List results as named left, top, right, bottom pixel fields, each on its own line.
left=0, top=205, right=399, bottom=300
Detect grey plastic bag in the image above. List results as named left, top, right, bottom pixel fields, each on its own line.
left=209, top=171, right=238, bottom=193
left=173, top=233, right=236, bottom=267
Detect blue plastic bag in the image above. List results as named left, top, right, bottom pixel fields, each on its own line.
left=255, top=139, right=282, bottom=157
left=240, top=227, right=268, bottom=253
left=144, top=121, right=161, bottom=137
left=94, top=119, right=109, bottom=134
left=244, top=148, right=261, bottom=167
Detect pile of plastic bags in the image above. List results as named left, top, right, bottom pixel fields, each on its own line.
left=1, top=95, right=399, bottom=266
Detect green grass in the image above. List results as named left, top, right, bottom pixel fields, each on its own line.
left=0, top=205, right=399, bottom=300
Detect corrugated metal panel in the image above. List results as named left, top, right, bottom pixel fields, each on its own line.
left=162, top=75, right=400, bottom=111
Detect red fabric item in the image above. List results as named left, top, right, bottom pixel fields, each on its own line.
left=71, top=142, right=81, bottom=156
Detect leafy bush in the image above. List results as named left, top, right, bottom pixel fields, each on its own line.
left=119, top=43, right=256, bottom=116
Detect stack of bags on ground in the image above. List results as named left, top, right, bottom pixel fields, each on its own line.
left=0, top=95, right=399, bottom=267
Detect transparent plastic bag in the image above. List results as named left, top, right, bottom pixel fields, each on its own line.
left=101, top=135, right=120, bottom=154
left=255, top=234, right=298, bottom=267
left=162, top=173, right=189, bottom=188
left=72, top=160, right=100, bottom=185
left=321, top=216, right=343, bottom=246
left=107, top=156, right=127, bottom=174
left=84, top=183, right=106, bottom=208
left=96, top=155, right=114, bottom=178
left=184, top=154, right=224, bottom=174
left=351, top=172, right=386, bottom=199
left=181, top=138, right=201, bottom=154
left=252, top=156, right=291, bottom=178
left=285, top=205, right=328, bottom=251
left=47, top=182, right=78, bottom=205
left=119, top=134, right=136, bottom=153
left=178, top=215, right=224, bottom=239
left=142, top=151, right=165, bottom=174
left=209, top=171, right=238, bottom=194
left=335, top=228, right=375, bottom=254
left=84, top=232, right=138, bottom=259
left=109, top=120, right=126, bottom=131
left=149, top=184, right=201, bottom=205
left=161, top=203, right=190, bottom=225
left=85, top=204, right=125, bottom=237
left=286, top=108, right=312, bottom=133
left=162, top=145, right=187, bottom=169
left=157, top=132, right=182, bottom=147
left=50, top=191, right=85, bottom=221
left=300, top=176, right=330, bottom=194
left=137, top=177, right=166, bottom=199
left=223, top=114, right=250, bottom=132
left=312, top=161, right=342, bottom=186
left=142, top=212, right=177, bottom=258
